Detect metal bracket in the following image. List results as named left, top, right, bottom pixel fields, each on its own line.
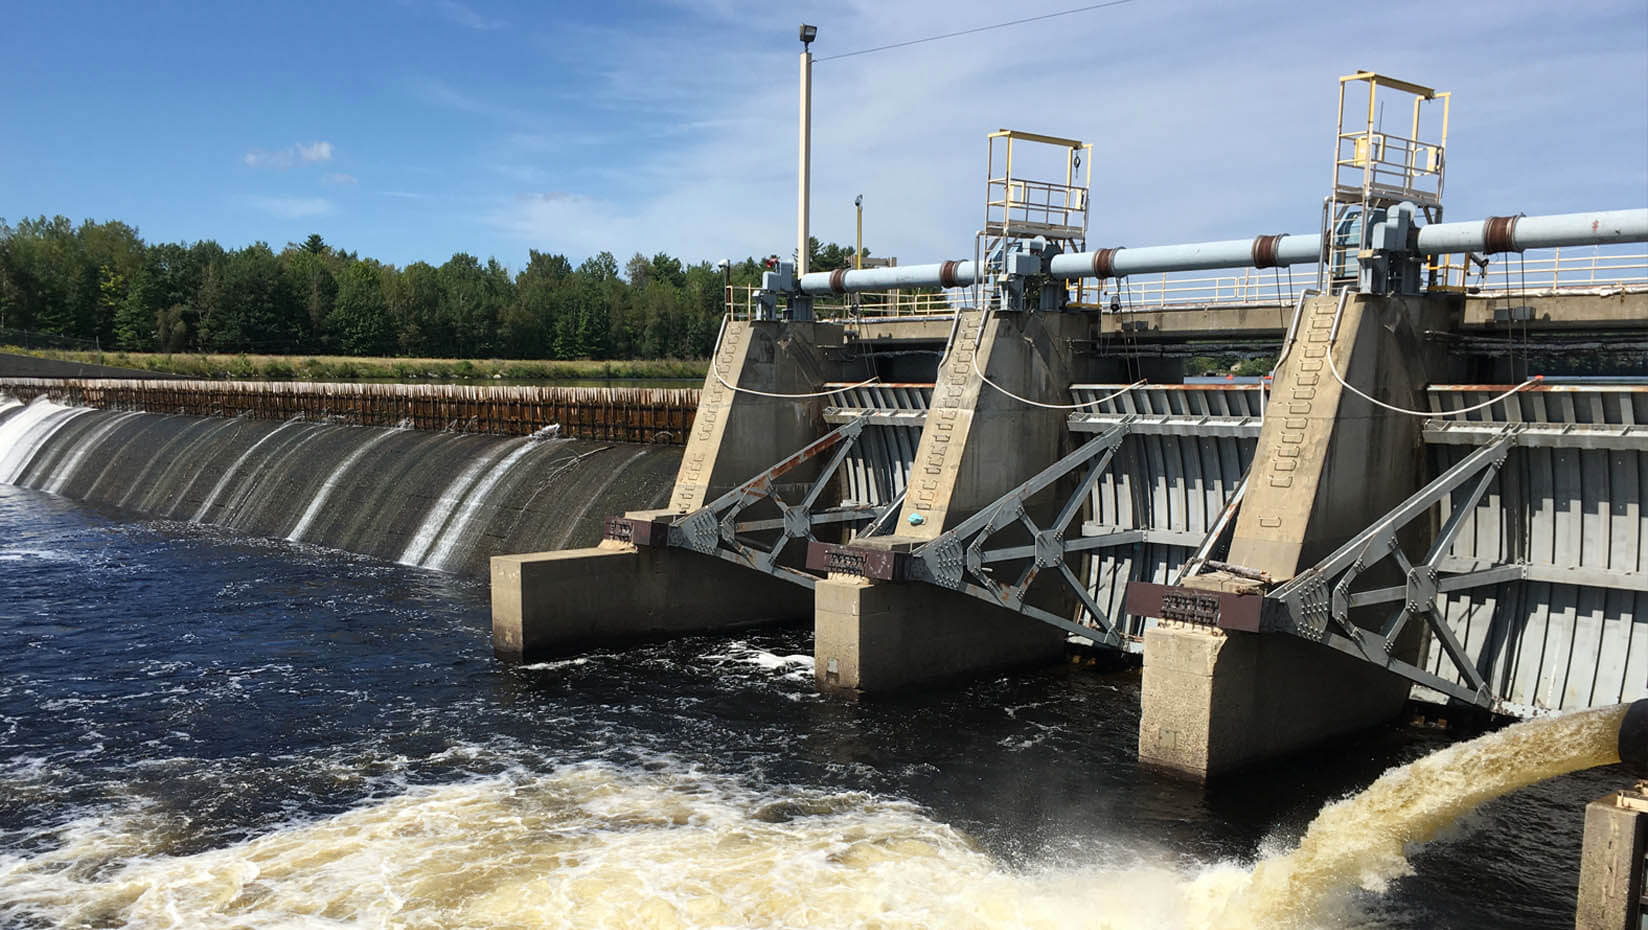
left=901, top=420, right=1134, bottom=645
left=1267, top=427, right=1522, bottom=710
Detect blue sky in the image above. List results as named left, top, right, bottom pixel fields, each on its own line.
left=3, top=1, right=1645, bottom=272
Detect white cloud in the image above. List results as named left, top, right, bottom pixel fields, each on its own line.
left=408, top=76, right=536, bottom=124
left=475, top=0, right=1644, bottom=266
left=243, top=141, right=335, bottom=170
left=243, top=148, right=294, bottom=170
left=323, top=172, right=358, bottom=185
left=437, top=0, right=504, bottom=30
left=245, top=195, right=335, bottom=218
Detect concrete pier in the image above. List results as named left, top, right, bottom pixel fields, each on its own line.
left=1138, top=624, right=1417, bottom=778
left=491, top=319, right=854, bottom=662
left=814, top=574, right=1064, bottom=696
left=1138, top=293, right=1459, bottom=778
left=809, top=309, right=1143, bottom=693
left=671, top=320, right=855, bottom=512
left=1577, top=787, right=1647, bottom=930
left=491, top=540, right=810, bottom=661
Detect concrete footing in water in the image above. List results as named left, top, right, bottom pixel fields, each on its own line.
left=808, top=309, right=1131, bottom=696
left=1577, top=786, right=1647, bottom=930
left=813, top=574, right=1065, bottom=697
left=1138, top=624, right=1411, bottom=779
left=491, top=540, right=811, bottom=662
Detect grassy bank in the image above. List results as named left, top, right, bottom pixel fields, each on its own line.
left=0, top=347, right=708, bottom=383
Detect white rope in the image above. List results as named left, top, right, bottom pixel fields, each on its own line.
left=1325, top=339, right=1542, bottom=417
left=711, top=364, right=882, bottom=399
left=706, top=314, right=882, bottom=399
left=970, top=351, right=1146, bottom=409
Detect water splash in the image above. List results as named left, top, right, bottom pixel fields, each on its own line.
left=1203, top=703, right=1629, bottom=927
left=424, top=440, right=539, bottom=572
left=0, top=399, right=94, bottom=483
left=0, top=707, right=1629, bottom=929
left=398, top=440, right=514, bottom=567
left=285, top=426, right=403, bottom=542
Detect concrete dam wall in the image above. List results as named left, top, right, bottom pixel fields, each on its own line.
left=0, top=394, right=681, bottom=576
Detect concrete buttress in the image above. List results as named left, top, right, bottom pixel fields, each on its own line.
left=815, top=310, right=1118, bottom=694
left=1139, top=293, right=1465, bottom=778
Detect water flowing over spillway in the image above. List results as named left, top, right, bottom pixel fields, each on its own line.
left=0, top=395, right=680, bottom=574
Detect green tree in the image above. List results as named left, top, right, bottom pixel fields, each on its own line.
left=113, top=265, right=162, bottom=350
left=282, top=248, right=338, bottom=346
left=385, top=261, right=447, bottom=356
left=327, top=260, right=395, bottom=355
left=201, top=243, right=299, bottom=353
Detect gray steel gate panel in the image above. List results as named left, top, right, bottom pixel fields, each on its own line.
left=1418, top=385, right=1648, bottom=711
left=1070, top=384, right=1263, bottom=638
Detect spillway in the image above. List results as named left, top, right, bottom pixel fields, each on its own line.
left=0, top=394, right=681, bottom=576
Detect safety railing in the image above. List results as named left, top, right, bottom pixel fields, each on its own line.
left=1428, top=248, right=1648, bottom=294
left=723, top=285, right=971, bottom=321
left=986, top=177, right=1089, bottom=238
left=1334, top=129, right=1445, bottom=207
left=1075, top=267, right=1308, bottom=312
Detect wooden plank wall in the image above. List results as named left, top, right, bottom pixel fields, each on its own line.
left=0, top=378, right=700, bottom=445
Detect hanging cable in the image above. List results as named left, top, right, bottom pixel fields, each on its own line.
left=1321, top=295, right=1542, bottom=417
left=816, top=0, right=1137, bottom=62
left=710, top=359, right=882, bottom=399
left=963, top=307, right=1147, bottom=408
left=704, top=314, right=883, bottom=399
left=970, top=350, right=1146, bottom=409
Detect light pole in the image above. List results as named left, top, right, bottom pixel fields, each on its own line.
left=797, top=24, right=816, bottom=277
left=855, top=194, right=863, bottom=270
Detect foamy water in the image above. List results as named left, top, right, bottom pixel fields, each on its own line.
left=0, top=480, right=1623, bottom=929
left=0, top=707, right=1627, bottom=929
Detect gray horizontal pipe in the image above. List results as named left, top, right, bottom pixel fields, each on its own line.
left=1047, top=235, right=1320, bottom=278
left=799, top=261, right=977, bottom=295
left=1414, top=208, right=1648, bottom=254
left=796, top=208, right=1648, bottom=293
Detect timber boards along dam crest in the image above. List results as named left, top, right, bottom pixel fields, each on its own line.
left=0, top=391, right=683, bottom=576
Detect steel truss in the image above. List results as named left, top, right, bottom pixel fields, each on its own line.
left=607, top=415, right=902, bottom=589
left=901, top=421, right=1139, bottom=650
left=1263, top=429, right=1530, bottom=711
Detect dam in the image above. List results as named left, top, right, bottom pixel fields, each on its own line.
left=490, top=73, right=1648, bottom=786
left=2, top=68, right=1647, bottom=927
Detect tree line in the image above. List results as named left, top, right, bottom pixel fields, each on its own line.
left=0, top=216, right=870, bottom=360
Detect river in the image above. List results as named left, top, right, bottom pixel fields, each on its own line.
left=0, top=482, right=1629, bottom=928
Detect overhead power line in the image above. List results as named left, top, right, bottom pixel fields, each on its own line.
left=815, top=0, right=1138, bottom=63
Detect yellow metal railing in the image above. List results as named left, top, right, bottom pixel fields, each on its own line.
left=1323, top=72, right=1450, bottom=289
left=985, top=129, right=1092, bottom=246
